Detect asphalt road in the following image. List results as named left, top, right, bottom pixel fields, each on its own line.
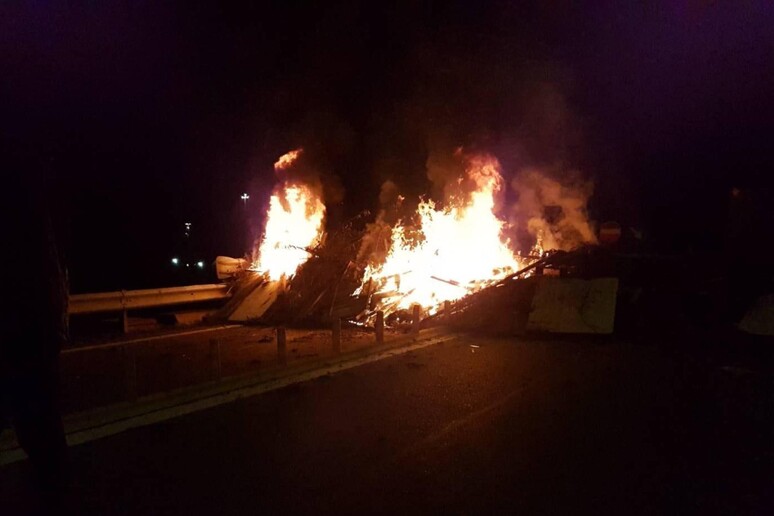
left=3, top=334, right=773, bottom=515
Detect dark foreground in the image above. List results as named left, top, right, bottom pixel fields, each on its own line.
left=2, top=333, right=773, bottom=515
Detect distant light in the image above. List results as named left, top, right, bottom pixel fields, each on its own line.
left=171, top=257, right=179, bottom=265
left=197, top=261, right=205, bottom=269
left=241, top=193, right=250, bottom=201
left=186, top=263, right=190, bottom=268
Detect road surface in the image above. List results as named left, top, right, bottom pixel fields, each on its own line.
left=2, top=334, right=773, bottom=515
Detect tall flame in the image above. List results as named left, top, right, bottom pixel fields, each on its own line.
left=362, top=154, right=527, bottom=313
left=253, top=149, right=326, bottom=280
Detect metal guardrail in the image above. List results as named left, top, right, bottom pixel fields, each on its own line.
left=69, top=284, right=232, bottom=315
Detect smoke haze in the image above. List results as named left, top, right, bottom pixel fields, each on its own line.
left=510, top=168, right=597, bottom=252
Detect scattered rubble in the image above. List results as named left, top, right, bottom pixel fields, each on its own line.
left=214, top=243, right=622, bottom=337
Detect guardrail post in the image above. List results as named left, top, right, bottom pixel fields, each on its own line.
left=276, top=327, right=287, bottom=366
left=121, top=345, right=137, bottom=401
left=411, top=304, right=420, bottom=335
left=209, top=339, right=221, bottom=380
left=332, top=318, right=341, bottom=354
left=444, top=300, right=451, bottom=316
left=121, top=290, right=129, bottom=334
left=375, top=311, right=384, bottom=345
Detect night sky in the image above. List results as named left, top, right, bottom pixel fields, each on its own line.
left=2, top=2, right=773, bottom=292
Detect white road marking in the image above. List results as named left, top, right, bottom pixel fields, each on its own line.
left=1, top=334, right=457, bottom=466
left=63, top=324, right=244, bottom=354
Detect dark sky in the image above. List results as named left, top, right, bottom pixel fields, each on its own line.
left=2, top=2, right=773, bottom=291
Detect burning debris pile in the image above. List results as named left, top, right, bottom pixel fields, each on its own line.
left=214, top=226, right=366, bottom=326
left=356, top=152, right=527, bottom=316
left=260, top=218, right=367, bottom=325
left=214, top=147, right=610, bottom=333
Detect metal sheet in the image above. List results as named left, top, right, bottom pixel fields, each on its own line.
left=527, top=277, right=618, bottom=334
left=739, top=294, right=774, bottom=336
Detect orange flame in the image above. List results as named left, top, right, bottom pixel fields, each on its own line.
left=253, top=149, right=325, bottom=280
left=361, top=154, right=528, bottom=313
left=274, top=149, right=302, bottom=171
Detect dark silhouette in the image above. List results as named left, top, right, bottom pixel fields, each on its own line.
left=0, top=164, right=70, bottom=505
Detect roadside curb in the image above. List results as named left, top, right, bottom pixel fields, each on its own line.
left=1, top=328, right=458, bottom=466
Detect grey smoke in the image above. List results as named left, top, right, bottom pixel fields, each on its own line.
left=510, top=168, right=597, bottom=252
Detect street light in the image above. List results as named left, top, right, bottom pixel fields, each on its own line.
left=241, top=193, right=250, bottom=206
left=171, top=257, right=179, bottom=266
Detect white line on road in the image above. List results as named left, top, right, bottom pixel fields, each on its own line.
left=63, top=324, right=244, bottom=354
left=396, top=387, right=523, bottom=461
left=1, top=334, right=458, bottom=466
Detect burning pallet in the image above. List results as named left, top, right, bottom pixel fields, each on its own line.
left=212, top=221, right=369, bottom=326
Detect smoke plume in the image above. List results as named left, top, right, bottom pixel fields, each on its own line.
left=356, top=180, right=403, bottom=266
left=510, top=168, right=597, bottom=252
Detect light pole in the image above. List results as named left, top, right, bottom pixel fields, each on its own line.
left=241, top=193, right=250, bottom=207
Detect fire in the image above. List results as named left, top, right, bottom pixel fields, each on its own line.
left=253, top=149, right=326, bottom=280
left=274, top=149, right=302, bottom=171
left=361, top=154, right=528, bottom=313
